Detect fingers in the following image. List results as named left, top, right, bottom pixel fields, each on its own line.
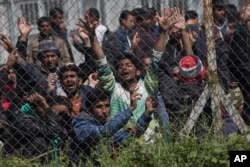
left=89, top=72, right=98, bottom=80
left=27, top=92, right=39, bottom=103
left=133, top=32, right=139, bottom=39
left=146, top=95, right=158, bottom=108
left=18, top=16, right=27, bottom=25
left=0, top=33, right=8, bottom=41
left=134, top=93, right=142, bottom=101
left=11, top=48, right=19, bottom=56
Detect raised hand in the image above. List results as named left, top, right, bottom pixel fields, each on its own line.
left=172, top=7, right=186, bottom=30
left=18, top=16, right=32, bottom=40
left=5, top=48, right=22, bottom=68
left=128, top=32, right=140, bottom=53
left=0, top=33, right=15, bottom=53
left=27, top=92, right=49, bottom=117
left=129, top=84, right=142, bottom=111
left=155, top=7, right=173, bottom=31
left=77, top=19, right=91, bottom=47
left=88, top=72, right=99, bottom=88
left=77, top=18, right=98, bottom=38
left=47, top=73, right=58, bottom=93
left=145, top=95, right=158, bottom=116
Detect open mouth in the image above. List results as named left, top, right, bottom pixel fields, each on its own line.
left=66, top=84, right=75, bottom=90
left=121, top=71, right=130, bottom=78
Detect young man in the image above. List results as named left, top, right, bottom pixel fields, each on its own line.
left=114, top=10, right=135, bottom=53
left=49, top=7, right=74, bottom=62
left=130, top=8, right=157, bottom=59
left=59, top=64, right=94, bottom=117
left=212, top=0, right=228, bottom=40
left=70, top=87, right=157, bottom=166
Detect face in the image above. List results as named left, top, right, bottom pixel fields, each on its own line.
left=61, top=70, right=82, bottom=94
left=117, top=59, right=140, bottom=82
left=8, top=69, right=17, bottom=83
left=53, top=12, right=64, bottom=26
left=139, top=17, right=153, bottom=29
left=84, top=10, right=96, bottom=24
left=40, top=51, right=58, bottom=71
left=169, top=27, right=182, bottom=39
left=141, top=57, right=151, bottom=74
left=213, top=7, right=226, bottom=23
left=51, top=104, right=71, bottom=126
left=193, top=17, right=199, bottom=25
left=123, top=15, right=135, bottom=30
left=38, top=21, right=52, bottom=35
left=90, top=98, right=110, bottom=124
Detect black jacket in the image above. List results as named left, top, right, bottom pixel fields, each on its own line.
left=3, top=108, right=66, bottom=157
left=158, top=38, right=230, bottom=119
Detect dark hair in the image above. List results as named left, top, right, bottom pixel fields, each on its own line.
left=115, top=52, right=142, bottom=71
left=37, top=16, right=51, bottom=26
left=225, top=4, right=239, bottom=23
left=212, top=0, right=225, bottom=10
left=88, top=8, right=100, bottom=21
left=50, top=96, right=72, bottom=110
left=148, top=7, right=157, bottom=17
left=49, top=7, right=64, bottom=18
left=78, top=62, right=97, bottom=82
left=59, top=64, right=81, bottom=80
left=85, top=87, right=110, bottom=110
left=119, top=10, right=132, bottom=24
left=131, top=8, right=151, bottom=23
left=185, top=10, right=198, bottom=21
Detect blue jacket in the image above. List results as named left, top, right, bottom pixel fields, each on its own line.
left=114, top=27, right=130, bottom=53
left=69, top=109, right=152, bottom=166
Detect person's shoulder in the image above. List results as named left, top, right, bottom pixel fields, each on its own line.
left=51, top=35, right=66, bottom=43
left=72, top=111, right=97, bottom=127
left=28, top=36, right=40, bottom=46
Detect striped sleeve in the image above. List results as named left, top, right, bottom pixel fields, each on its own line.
left=97, top=56, right=116, bottom=93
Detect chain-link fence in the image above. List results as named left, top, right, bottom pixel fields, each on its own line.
left=1, top=0, right=250, bottom=166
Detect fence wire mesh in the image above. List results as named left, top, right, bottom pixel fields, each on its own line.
left=0, top=0, right=250, bottom=166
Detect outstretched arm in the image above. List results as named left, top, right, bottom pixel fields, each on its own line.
left=16, top=16, right=32, bottom=60
left=77, top=18, right=116, bottom=92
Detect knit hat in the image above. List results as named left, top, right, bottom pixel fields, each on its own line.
left=179, top=55, right=206, bottom=81
left=37, top=40, right=60, bottom=59
left=38, top=40, right=59, bottom=53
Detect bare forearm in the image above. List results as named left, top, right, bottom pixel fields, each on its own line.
left=19, top=34, right=29, bottom=42
left=181, top=29, right=193, bottom=53
left=92, top=36, right=105, bottom=60
left=154, top=31, right=168, bottom=52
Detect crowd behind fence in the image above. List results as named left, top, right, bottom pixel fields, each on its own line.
left=0, top=0, right=250, bottom=166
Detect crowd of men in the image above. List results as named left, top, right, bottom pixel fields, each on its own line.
left=0, top=0, right=250, bottom=166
